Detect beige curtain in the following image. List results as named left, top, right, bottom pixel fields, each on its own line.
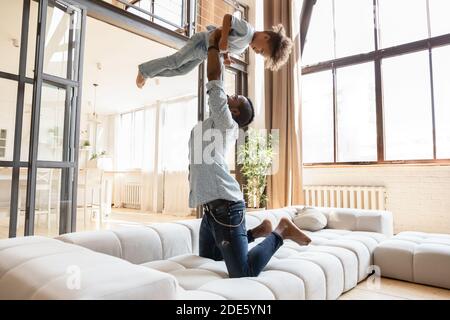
left=264, top=0, right=304, bottom=208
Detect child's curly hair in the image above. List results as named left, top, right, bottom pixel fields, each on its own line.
left=265, top=24, right=294, bottom=71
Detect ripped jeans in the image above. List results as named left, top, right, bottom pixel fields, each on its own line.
left=199, top=199, right=283, bottom=278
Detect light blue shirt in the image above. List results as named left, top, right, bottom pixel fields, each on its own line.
left=188, top=80, right=243, bottom=208
left=206, top=16, right=255, bottom=55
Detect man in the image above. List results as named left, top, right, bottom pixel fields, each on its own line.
left=188, top=29, right=311, bottom=278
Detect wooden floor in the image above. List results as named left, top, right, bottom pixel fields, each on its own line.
left=339, top=277, right=450, bottom=300
left=1, top=209, right=449, bottom=299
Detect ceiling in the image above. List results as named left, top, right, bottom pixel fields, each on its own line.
left=82, top=17, right=198, bottom=115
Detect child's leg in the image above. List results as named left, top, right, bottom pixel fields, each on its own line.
left=139, top=33, right=207, bottom=79
left=155, top=58, right=204, bottom=77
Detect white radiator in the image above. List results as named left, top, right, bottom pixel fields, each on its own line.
left=303, top=185, right=386, bottom=210
left=122, top=183, right=142, bottom=209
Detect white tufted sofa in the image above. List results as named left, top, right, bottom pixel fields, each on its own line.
left=0, top=206, right=394, bottom=300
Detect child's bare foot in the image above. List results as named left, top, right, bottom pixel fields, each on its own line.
left=274, top=217, right=311, bottom=246
left=251, top=219, right=273, bottom=238
left=136, top=71, right=146, bottom=89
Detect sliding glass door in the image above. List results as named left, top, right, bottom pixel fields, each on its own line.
left=0, top=0, right=86, bottom=238
left=28, top=0, right=86, bottom=236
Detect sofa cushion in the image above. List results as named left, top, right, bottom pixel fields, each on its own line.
left=58, top=223, right=196, bottom=264
left=57, top=227, right=164, bottom=264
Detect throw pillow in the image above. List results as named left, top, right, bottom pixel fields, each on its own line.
left=293, top=207, right=327, bottom=231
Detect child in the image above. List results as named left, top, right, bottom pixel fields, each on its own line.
left=136, top=14, right=293, bottom=88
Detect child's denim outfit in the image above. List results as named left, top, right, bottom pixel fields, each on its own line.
left=138, top=16, right=255, bottom=79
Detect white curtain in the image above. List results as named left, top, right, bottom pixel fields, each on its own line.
left=142, top=106, right=159, bottom=212
left=160, top=96, right=197, bottom=216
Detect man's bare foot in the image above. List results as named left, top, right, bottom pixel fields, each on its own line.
left=251, top=219, right=273, bottom=238
left=274, top=217, right=311, bottom=246
left=136, top=71, right=146, bottom=89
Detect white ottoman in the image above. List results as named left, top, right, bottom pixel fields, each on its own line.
left=374, top=232, right=450, bottom=289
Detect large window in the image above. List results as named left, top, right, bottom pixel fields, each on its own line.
left=117, top=96, right=198, bottom=172
left=301, top=0, right=450, bottom=164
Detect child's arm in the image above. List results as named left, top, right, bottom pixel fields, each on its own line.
left=219, top=14, right=232, bottom=53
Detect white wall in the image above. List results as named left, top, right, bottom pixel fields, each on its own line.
left=303, top=165, right=450, bottom=234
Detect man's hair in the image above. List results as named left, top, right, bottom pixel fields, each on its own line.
left=265, top=24, right=294, bottom=71
left=233, top=97, right=255, bottom=128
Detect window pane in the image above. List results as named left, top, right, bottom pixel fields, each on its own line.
left=0, top=167, right=27, bottom=238
left=378, top=0, right=429, bottom=48
left=133, top=110, right=144, bottom=169
left=21, top=84, right=33, bottom=161
left=44, top=1, right=81, bottom=80
left=33, top=168, right=63, bottom=237
left=16, top=168, right=27, bottom=237
left=0, top=167, right=12, bottom=239
left=27, top=0, right=39, bottom=78
left=0, top=1, right=22, bottom=74
left=382, top=51, right=433, bottom=160
left=0, top=79, right=18, bottom=161
left=302, top=0, right=334, bottom=65
left=301, top=71, right=334, bottom=163
left=432, top=46, right=450, bottom=159
left=336, top=62, right=377, bottom=162
left=224, top=69, right=237, bottom=96
left=429, top=0, right=450, bottom=37
left=38, top=84, right=67, bottom=161
left=153, top=0, right=183, bottom=31
left=143, top=107, right=157, bottom=171
left=335, top=0, right=374, bottom=58
left=127, top=0, right=152, bottom=20
left=118, top=112, right=132, bottom=170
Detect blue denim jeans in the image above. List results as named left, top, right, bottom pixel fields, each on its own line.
left=139, top=31, right=209, bottom=78
left=199, top=200, right=283, bottom=278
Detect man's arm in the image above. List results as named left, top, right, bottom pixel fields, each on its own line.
left=219, top=14, right=232, bottom=53
left=207, top=29, right=222, bottom=81
left=205, top=29, right=235, bottom=130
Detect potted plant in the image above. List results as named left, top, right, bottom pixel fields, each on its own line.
left=237, top=128, right=276, bottom=209
left=81, top=140, right=91, bottom=149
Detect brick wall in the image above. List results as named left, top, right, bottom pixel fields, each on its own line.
left=303, top=165, right=450, bottom=234
left=196, top=0, right=236, bottom=31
